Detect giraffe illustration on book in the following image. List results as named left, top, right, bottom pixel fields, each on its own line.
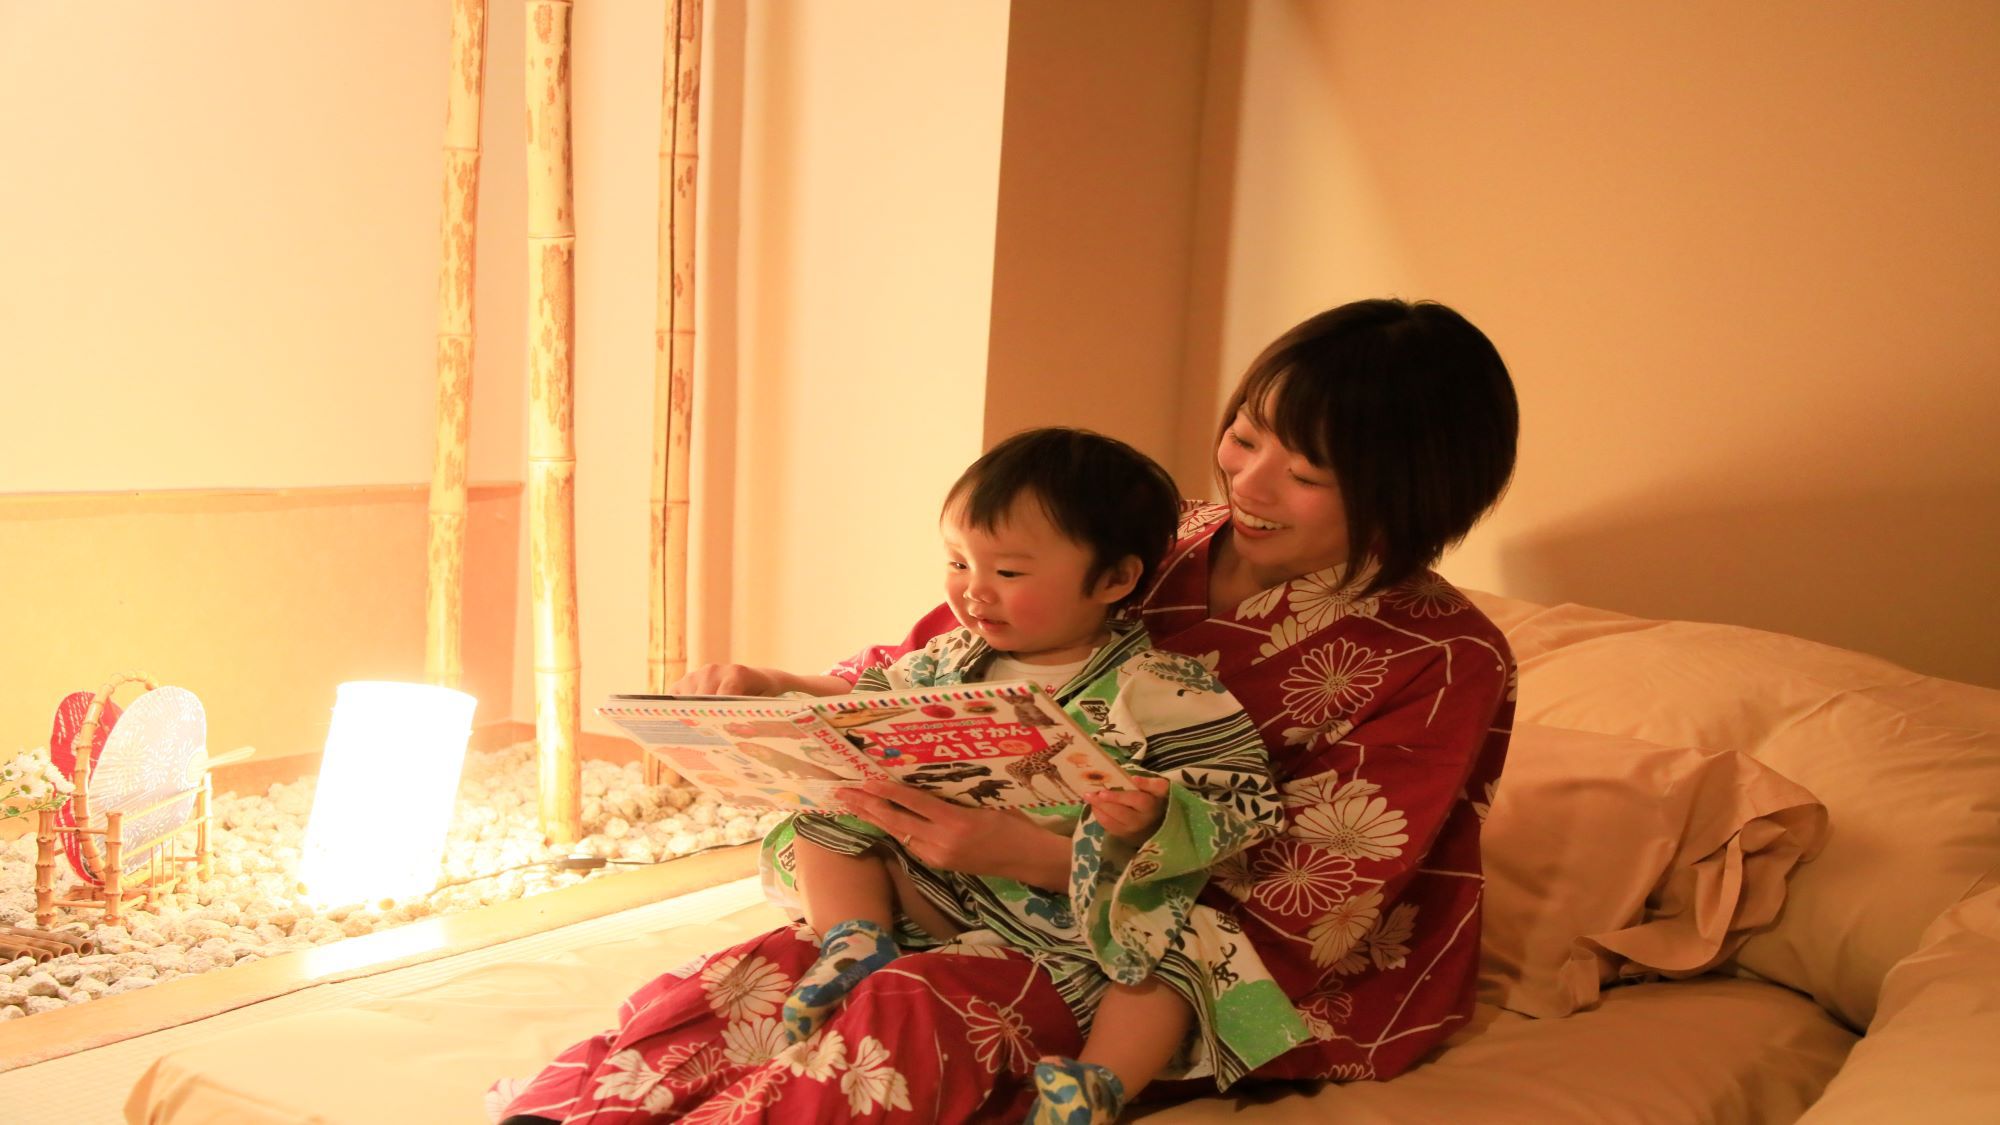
left=1004, top=732, right=1083, bottom=803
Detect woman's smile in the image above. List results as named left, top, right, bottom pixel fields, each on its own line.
left=1215, top=409, right=1350, bottom=585
left=1230, top=506, right=1289, bottom=534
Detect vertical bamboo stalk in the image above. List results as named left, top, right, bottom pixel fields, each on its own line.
left=645, top=0, right=703, bottom=786
left=528, top=0, right=581, bottom=843
left=426, top=0, right=490, bottom=689
left=648, top=0, right=703, bottom=697
left=35, top=810, right=55, bottom=928
left=197, top=778, right=212, bottom=881
left=104, top=813, right=125, bottom=926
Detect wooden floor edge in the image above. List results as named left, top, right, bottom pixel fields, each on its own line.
left=0, top=843, right=760, bottom=1071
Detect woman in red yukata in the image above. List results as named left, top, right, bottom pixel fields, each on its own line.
left=497, top=297, right=1520, bottom=1124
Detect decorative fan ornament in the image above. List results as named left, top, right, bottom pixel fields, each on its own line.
left=47, top=691, right=125, bottom=882
left=77, top=688, right=207, bottom=882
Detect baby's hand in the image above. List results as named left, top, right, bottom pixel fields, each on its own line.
left=1085, top=775, right=1170, bottom=845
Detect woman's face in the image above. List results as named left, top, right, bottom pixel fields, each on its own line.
left=1215, top=408, right=1351, bottom=586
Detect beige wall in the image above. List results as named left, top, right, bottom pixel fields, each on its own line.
left=984, top=0, right=1211, bottom=491
left=0, top=487, right=517, bottom=764
left=0, top=3, right=454, bottom=491
left=720, top=1, right=1009, bottom=675
left=1196, top=0, right=2000, bottom=686
left=2, top=3, right=522, bottom=762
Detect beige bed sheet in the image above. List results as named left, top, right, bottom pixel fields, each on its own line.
left=129, top=899, right=1856, bottom=1125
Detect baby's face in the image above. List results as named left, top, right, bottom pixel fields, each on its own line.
left=940, top=495, right=1122, bottom=666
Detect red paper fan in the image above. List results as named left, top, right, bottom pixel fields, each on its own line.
left=48, top=691, right=123, bottom=882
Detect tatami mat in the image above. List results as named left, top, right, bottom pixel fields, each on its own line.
left=0, top=876, right=768, bottom=1124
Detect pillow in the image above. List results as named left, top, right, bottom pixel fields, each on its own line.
left=1467, top=594, right=2000, bottom=1030
left=1793, top=873, right=2000, bottom=1123
left=1478, top=722, right=1828, bottom=1020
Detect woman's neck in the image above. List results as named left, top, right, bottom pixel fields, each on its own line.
left=1206, top=528, right=1273, bottom=615
left=1206, top=526, right=1346, bottom=616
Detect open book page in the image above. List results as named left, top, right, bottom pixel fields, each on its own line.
left=807, top=682, right=1132, bottom=809
left=599, top=696, right=883, bottom=812
left=602, top=682, right=1134, bottom=812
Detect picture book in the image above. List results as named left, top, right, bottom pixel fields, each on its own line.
left=599, top=681, right=1134, bottom=813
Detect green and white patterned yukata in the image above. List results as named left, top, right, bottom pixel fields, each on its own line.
left=759, top=621, right=1314, bottom=1088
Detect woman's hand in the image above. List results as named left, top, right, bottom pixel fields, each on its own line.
left=1084, top=775, right=1169, bottom=844
left=841, top=781, right=1072, bottom=890
left=671, top=664, right=853, bottom=697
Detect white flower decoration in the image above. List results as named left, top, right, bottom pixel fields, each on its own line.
left=722, top=1015, right=792, bottom=1067
left=964, top=998, right=1035, bottom=1074
left=591, top=1049, right=675, bottom=1112
left=700, top=953, right=791, bottom=1021
left=1256, top=615, right=1312, bottom=664
left=779, top=1028, right=849, bottom=1081
left=1384, top=573, right=1468, bottom=618
left=1367, top=902, right=1418, bottom=971
left=1280, top=717, right=1356, bottom=749
left=1238, top=584, right=1286, bottom=620
left=841, top=1035, right=913, bottom=1115
left=706, top=1065, right=786, bottom=1121
left=1308, top=888, right=1384, bottom=968
left=1289, top=793, right=1409, bottom=861
left=1469, top=780, right=1499, bottom=823
left=1287, top=573, right=1379, bottom=630
left=1280, top=641, right=1389, bottom=727
left=1250, top=841, right=1357, bottom=917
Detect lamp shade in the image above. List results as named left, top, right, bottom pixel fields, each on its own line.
left=300, top=681, right=476, bottom=907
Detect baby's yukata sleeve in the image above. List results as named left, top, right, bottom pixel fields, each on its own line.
left=825, top=603, right=959, bottom=684
left=783, top=642, right=934, bottom=859
left=1071, top=652, right=1285, bottom=984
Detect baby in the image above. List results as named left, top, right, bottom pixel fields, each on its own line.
left=763, top=427, right=1301, bottom=1123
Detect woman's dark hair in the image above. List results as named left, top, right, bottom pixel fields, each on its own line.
left=1217, top=298, right=1518, bottom=595
left=944, top=427, right=1181, bottom=611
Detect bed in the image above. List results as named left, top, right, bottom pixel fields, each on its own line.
left=125, top=592, right=2000, bottom=1123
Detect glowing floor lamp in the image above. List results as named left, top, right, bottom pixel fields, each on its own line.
left=300, top=682, right=476, bottom=907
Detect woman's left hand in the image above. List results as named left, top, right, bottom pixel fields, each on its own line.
left=841, top=781, right=1071, bottom=890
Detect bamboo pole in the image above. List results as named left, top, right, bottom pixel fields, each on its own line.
left=527, top=0, right=581, bottom=843
left=648, top=0, right=702, bottom=695
left=644, top=0, right=703, bottom=786
left=425, top=0, right=490, bottom=689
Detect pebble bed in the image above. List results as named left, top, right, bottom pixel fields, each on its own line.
left=0, top=744, right=787, bottom=1021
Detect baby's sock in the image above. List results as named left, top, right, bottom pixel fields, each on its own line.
left=782, top=918, right=899, bottom=1043
left=1026, top=1057, right=1127, bottom=1125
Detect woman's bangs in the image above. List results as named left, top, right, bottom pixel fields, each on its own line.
left=1262, top=369, right=1338, bottom=470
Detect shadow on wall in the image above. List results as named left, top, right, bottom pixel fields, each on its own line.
left=1496, top=482, right=2000, bottom=689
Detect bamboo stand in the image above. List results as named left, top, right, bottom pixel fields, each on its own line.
left=645, top=0, right=703, bottom=786
left=425, top=0, right=491, bottom=690
left=32, top=674, right=237, bottom=929
left=527, top=0, right=582, bottom=843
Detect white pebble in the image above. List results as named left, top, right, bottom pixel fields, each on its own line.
left=0, top=740, right=746, bottom=1021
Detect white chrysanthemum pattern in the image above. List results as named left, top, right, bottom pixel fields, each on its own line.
left=1279, top=640, right=1389, bottom=727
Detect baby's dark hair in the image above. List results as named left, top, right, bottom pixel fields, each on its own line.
left=943, top=427, right=1181, bottom=611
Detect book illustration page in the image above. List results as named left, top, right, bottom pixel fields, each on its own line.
left=815, top=686, right=1133, bottom=810
left=599, top=703, right=861, bottom=812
